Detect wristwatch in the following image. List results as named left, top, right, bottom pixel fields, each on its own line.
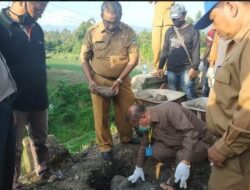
left=117, top=78, right=123, bottom=84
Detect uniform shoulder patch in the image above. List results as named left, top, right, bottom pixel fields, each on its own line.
left=88, top=23, right=99, bottom=31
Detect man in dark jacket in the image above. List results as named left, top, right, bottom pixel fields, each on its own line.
left=127, top=102, right=214, bottom=189
left=0, top=2, right=61, bottom=189
left=157, top=4, right=200, bottom=100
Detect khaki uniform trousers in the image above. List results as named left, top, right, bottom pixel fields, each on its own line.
left=208, top=149, right=250, bottom=190
left=153, top=139, right=210, bottom=165
left=91, top=74, right=135, bottom=152
left=13, top=109, right=48, bottom=187
left=152, top=25, right=171, bottom=70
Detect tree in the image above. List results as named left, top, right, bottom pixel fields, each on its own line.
left=74, top=18, right=95, bottom=42
left=194, top=11, right=202, bottom=23
left=186, top=16, right=193, bottom=24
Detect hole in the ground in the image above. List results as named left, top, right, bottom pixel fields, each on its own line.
left=87, top=159, right=133, bottom=190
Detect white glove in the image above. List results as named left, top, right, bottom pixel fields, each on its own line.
left=206, top=67, right=215, bottom=79
left=128, top=165, right=145, bottom=183
left=206, top=67, right=215, bottom=88
left=174, top=162, right=190, bottom=189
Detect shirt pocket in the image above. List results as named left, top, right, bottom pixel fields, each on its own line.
left=116, top=37, right=129, bottom=56
left=215, top=68, right=231, bottom=85
left=93, top=41, right=106, bottom=57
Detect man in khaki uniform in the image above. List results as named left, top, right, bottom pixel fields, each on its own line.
left=195, top=1, right=250, bottom=190
left=127, top=102, right=213, bottom=189
left=151, top=1, right=174, bottom=71
left=80, top=1, right=140, bottom=161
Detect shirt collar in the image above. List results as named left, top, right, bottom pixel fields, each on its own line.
left=98, top=21, right=122, bottom=34
left=233, top=19, right=250, bottom=44
left=0, top=8, right=16, bottom=27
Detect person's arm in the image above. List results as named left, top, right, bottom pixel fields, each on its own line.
left=211, top=42, right=250, bottom=159
left=157, top=28, right=170, bottom=78
left=136, top=133, right=148, bottom=167
left=167, top=103, right=199, bottom=162
left=158, top=29, right=170, bottom=70
left=79, top=30, right=97, bottom=93
left=191, top=28, right=200, bottom=70
left=111, top=29, right=139, bottom=94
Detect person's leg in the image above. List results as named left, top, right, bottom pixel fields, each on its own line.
left=202, top=62, right=210, bottom=97
left=167, top=71, right=178, bottom=91
left=3, top=105, right=15, bottom=190
left=208, top=154, right=248, bottom=190
left=152, top=26, right=162, bottom=70
left=0, top=101, right=15, bottom=190
left=114, top=77, right=134, bottom=143
left=160, top=25, right=171, bottom=72
left=202, top=77, right=210, bottom=97
left=92, top=74, right=113, bottom=153
left=13, top=111, right=29, bottom=189
left=180, top=69, right=196, bottom=100
left=241, top=149, right=250, bottom=189
left=153, top=141, right=176, bottom=190
left=27, top=109, right=49, bottom=176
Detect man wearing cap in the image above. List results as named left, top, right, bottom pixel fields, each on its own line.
left=80, top=1, right=140, bottom=161
left=157, top=4, right=200, bottom=100
left=195, top=2, right=250, bottom=190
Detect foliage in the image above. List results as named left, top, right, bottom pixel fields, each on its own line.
left=48, top=81, right=95, bottom=153
left=44, top=19, right=94, bottom=54
left=137, top=29, right=153, bottom=63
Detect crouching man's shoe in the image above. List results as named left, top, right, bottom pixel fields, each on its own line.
left=101, top=151, right=113, bottom=161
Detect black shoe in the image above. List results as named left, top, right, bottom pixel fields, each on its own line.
left=126, top=138, right=140, bottom=145
left=101, top=151, right=113, bottom=161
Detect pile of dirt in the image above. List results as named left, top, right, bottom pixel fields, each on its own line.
left=19, top=134, right=211, bottom=190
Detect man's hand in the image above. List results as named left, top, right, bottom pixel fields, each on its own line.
left=156, top=69, right=164, bottom=78
left=174, top=161, right=190, bottom=189
left=208, top=145, right=226, bottom=168
left=88, top=80, right=98, bottom=94
left=188, top=68, right=197, bottom=79
left=128, top=166, right=145, bottom=183
left=111, top=80, right=120, bottom=95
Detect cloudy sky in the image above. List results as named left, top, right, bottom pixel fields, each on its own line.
left=0, top=1, right=204, bottom=30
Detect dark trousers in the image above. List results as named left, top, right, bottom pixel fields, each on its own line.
left=0, top=100, right=16, bottom=190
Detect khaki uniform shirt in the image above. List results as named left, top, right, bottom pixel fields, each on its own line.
left=153, top=1, right=173, bottom=27
left=207, top=20, right=250, bottom=158
left=80, top=22, right=139, bottom=78
left=136, top=102, right=208, bottom=167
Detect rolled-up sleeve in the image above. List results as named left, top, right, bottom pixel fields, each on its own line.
left=79, top=30, right=93, bottom=63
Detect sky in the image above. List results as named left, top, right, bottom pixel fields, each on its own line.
left=0, top=1, right=205, bottom=31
